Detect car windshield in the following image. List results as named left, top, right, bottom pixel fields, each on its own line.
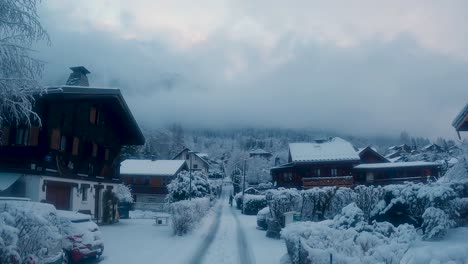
left=2, top=1, right=468, bottom=263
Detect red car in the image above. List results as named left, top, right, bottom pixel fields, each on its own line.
left=57, top=210, right=104, bottom=263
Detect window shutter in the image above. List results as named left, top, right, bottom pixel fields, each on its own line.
left=28, top=126, right=40, bottom=146
left=89, top=107, right=97, bottom=124
left=1, top=127, right=10, bottom=145
left=72, top=137, right=80, bottom=156
left=92, top=143, right=98, bottom=157
left=50, top=128, right=61, bottom=150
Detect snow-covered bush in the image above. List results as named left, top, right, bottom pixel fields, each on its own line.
left=421, top=207, right=455, bottom=240
left=282, top=205, right=418, bottom=264
left=0, top=203, right=62, bottom=263
left=169, top=197, right=211, bottom=236
left=242, top=194, right=267, bottom=215
left=301, top=187, right=336, bottom=221
left=266, top=188, right=303, bottom=227
left=234, top=192, right=243, bottom=209
left=114, top=184, right=134, bottom=203
left=166, top=170, right=211, bottom=202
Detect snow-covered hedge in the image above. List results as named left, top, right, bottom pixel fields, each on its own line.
left=167, top=170, right=212, bottom=202
left=169, top=197, right=211, bottom=236
left=266, top=182, right=467, bottom=236
left=242, top=194, right=267, bottom=215
left=282, top=204, right=418, bottom=264
left=234, top=192, right=243, bottom=209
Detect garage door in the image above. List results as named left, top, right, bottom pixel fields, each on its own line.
left=46, top=182, right=71, bottom=210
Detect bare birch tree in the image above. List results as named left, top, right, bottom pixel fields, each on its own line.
left=0, top=0, right=49, bottom=128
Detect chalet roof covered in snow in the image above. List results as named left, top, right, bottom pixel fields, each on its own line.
left=120, top=159, right=186, bottom=176
left=354, top=161, right=441, bottom=170
left=452, top=103, right=468, bottom=131
left=289, top=137, right=360, bottom=163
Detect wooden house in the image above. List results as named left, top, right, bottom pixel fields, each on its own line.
left=354, top=161, right=441, bottom=185
left=0, top=66, right=144, bottom=221
left=120, top=159, right=187, bottom=203
left=172, top=147, right=214, bottom=174
left=271, top=137, right=361, bottom=189
left=453, top=103, right=468, bottom=138
left=357, top=146, right=389, bottom=163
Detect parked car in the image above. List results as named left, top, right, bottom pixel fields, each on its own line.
left=256, top=206, right=271, bottom=230
left=0, top=197, right=64, bottom=264
left=57, top=210, right=104, bottom=263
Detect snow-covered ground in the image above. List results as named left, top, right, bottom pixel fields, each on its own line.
left=401, top=227, right=468, bottom=264
left=96, top=186, right=285, bottom=264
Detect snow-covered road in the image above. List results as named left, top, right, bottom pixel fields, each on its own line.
left=96, top=186, right=285, bottom=264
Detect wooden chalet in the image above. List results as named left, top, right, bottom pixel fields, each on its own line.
left=453, top=103, right=468, bottom=138
left=354, top=161, right=441, bottom=185
left=120, top=159, right=187, bottom=203
left=248, top=148, right=273, bottom=159
left=357, top=146, right=389, bottom=163
left=271, top=137, right=361, bottom=189
left=0, top=66, right=144, bottom=221
left=172, top=147, right=215, bottom=174
left=271, top=138, right=442, bottom=189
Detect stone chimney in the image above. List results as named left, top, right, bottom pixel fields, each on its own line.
left=66, top=66, right=90, bottom=86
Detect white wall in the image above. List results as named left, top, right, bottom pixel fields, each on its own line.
left=174, top=149, right=209, bottom=173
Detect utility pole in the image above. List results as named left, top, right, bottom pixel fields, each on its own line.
left=189, top=151, right=192, bottom=201
left=242, top=159, right=246, bottom=214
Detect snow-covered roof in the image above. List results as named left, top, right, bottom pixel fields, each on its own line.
left=120, top=159, right=186, bottom=176
left=289, top=137, right=360, bottom=163
left=357, top=147, right=378, bottom=154
left=196, top=153, right=209, bottom=158
left=452, top=103, right=468, bottom=129
left=249, top=149, right=272, bottom=155
left=354, top=161, right=441, bottom=170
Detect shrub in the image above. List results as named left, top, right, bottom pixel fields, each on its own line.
left=167, top=170, right=211, bottom=202
left=243, top=194, right=267, bottom=215
left=266, top=188, right=303, bottom=227
left=235, top=192, right=243, bottom=209
left=421, top=207, right=455, bottom=240
left=169, top=198, right=211, bottom=236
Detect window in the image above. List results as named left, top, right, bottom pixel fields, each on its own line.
left=72, top=137, right=80, bottom=156
left=315, top=168, right=321, bottom=177
left=89, top=106, right=97, bottom=124
left=15, top=128, right=29, bottom=145
left=193, top=164, right=198, bottom=169
left=283, top=172, right=292, bottom=181
left=81, top=186, right=88, bottom=201
left=60, top=135, right=67, bottom=151
left=29, top=126, right=40, bottom=146
left=1, top=127, right=10, bottom=146
left=331, top=168, right=338, bottom=177
left=50, top=128, right=61, bottom=150
left=185, top=154, right=189, bottom=160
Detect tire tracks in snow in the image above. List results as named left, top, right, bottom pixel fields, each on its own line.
left=231, top=207, right=255, bottom=264
left=190, top=191, right=224, bottom=264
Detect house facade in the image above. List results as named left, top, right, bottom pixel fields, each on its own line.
left=453, top=103, right=468, bottom=138
left=271, top=137, right=441, bottom=189
left=271, top=138, right=361, bottom=189
left=0, top=67, right=144, bottom=221
left=120, top=159, right=187, bottom=203
left=172, top=147, right=212, bottom=174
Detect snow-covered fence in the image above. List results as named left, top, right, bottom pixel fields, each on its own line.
left=169, top=197, right=211, bottom=236
left=133, top=202, right=167, bottom=212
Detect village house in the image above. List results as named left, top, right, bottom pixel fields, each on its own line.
left=172, top=147, right=217, bottom=174
left=271, top=137, right=441, bottom=189
left=120, top=159, right=187, bottom=203
left=248, top=148, right=273, bottom=159
left=453, top=103, right=468, bottom=138
left=271, top=137, right=361, bottom=188
left=0, top=66, right=144, bottom=221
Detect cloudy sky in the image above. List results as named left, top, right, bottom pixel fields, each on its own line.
left=37, top=0, right=468, bottom=139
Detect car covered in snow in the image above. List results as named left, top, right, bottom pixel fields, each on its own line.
left=0, top=197, right=64, bottom=264
left=57, top=210, right=104, bottom=263
left=256, top=206, right=271, bottom=230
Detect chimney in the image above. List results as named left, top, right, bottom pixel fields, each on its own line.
left=66, top=66, right=90, bottom=86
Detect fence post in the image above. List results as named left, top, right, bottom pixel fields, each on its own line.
left=330, top=253, right=333, bottom=264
